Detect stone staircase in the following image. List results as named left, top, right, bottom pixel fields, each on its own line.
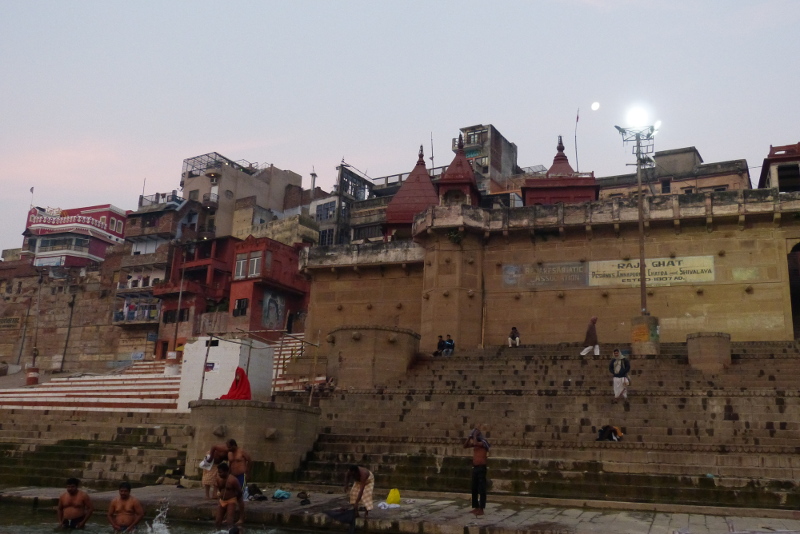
left=0, top=361, right=180, bottom=412
left=0, top=408, right=190, bottom=489
left=296, top=342, right=800, bottom=509
left=272, top=333, right=326, bottom=392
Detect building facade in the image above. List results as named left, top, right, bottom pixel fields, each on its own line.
left=22, top=204, right=127, bottom=267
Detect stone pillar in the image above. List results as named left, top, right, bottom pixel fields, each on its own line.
left=687, top=332, right=731, bottom=372
left=420, top=230, right=484, bottom=351
left=326, top=325, right=419, bottom=389
left=187, top=400, right=320, bottom=482
left=631, top=315, right=660, bottom=355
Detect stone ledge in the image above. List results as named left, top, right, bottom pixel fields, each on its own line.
left=328, top=325, right=421, bottom=339
left=188, top=399, right=320, bottom=415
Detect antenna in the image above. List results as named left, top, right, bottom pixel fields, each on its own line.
left=142, top=177, right=147, bottom=197
left=429, top=132, right=435, bottom=172
left=574, top=108, right=580, bottom=172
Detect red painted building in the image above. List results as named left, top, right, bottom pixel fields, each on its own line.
left=153, top=236, right=238, bottom=356
left=228, top=236, right=309, bottom=340
left=22, top=204, right=127, bottom=267
left=521, top=136, right=598, bottom=205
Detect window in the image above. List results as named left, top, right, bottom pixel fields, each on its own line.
left=233, top=298, right=249, bottom=317
left=714, top=186, right=727, bottom=192
left=661, top=180, right=671, bottom=194
left=163, top=310, right=177, bottom=324
left=234, top=253, right=247, bottom=279
left=188, top=190, right=199, bottom=201
left=315, top=201, right=336, bottom=221
left=248, top=251, right=261, bottom=277
left=466, top=130, right=487, bottom=145
left=100, top=216, right=107, bottom=226
left=778, top=164, right=800, bottom=192
left=263, top=250, right=272, bottom=272
left=353, top=225, right=383, bottom=241
left=319, top=229, right=334, bottom=246
left=178, top=308, right=190, bottom=322
left=682, top=187, right=695, bottom=194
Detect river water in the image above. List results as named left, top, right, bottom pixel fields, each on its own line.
left=0, top=501, right=315, bottom=534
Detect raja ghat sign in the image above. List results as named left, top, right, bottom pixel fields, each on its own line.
left=503, top=256, right=715, bottom=289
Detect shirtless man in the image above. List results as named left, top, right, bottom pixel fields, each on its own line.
left=226, top=439, right=252, bottom=489
left=215, top=463, right=245, bottom=529
left=463, top=426, right=490, bottom=516
left=107, top=482, right=144, bottom=533
left=57, top=478, right=93, bottom=529
left=203, top=442, right=229, bottom=499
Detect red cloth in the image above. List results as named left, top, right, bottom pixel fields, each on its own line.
left=220, top=367, right=252, bottom=400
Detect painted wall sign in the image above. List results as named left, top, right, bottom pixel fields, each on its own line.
left=0, top=317, right=21, bottom=330
left=503, top=262, right=587, bottom=289
left=503, top=256, right=715, bottom=289
left=588, top=256, right=715, bottom=287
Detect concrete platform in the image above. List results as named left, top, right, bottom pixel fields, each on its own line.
left=3, top=484, right=800, bottom=534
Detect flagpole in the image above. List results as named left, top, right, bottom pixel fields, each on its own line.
left=574, top=108, right=580, bottom=173
left=29, top=187, right=34, bottom=208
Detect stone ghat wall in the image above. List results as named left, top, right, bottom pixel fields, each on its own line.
left=303, top=191, right=800, bottom=353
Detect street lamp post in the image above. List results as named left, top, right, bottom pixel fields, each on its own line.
left=615, top=125, right=657, bottom=316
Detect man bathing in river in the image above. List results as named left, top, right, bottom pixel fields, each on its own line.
left=203, top=441, right=229, bottom=499
left=57, top=477, right=93, bottom=529
left=107, top=482, right=144, bottom=533
left=215, top=462, right=245, bottom=529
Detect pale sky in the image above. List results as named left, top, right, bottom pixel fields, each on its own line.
left=1, top=0, right=798, bottom=253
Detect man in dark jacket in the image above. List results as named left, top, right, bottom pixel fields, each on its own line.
left=442, top=335, right=455, bottom=356
left=433, top=335, right=446, bottom=357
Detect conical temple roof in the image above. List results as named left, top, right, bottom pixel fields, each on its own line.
left=440, top=134, right=478, bottom=187
left=547, top=135, right=575, bottom=176
left=385, top=145, right=440, bottom=225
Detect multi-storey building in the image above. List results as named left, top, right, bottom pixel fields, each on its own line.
left=597, top=147, right=750, bottom=198
left=758, top=142, right=800, bottom=192
left=21, top=204, right=127, bottom=267
left=112, top=191, right=208, bottom=332
left=453, top=124, right=520, bottom=193
left=180, top=152, right=303, bottom=239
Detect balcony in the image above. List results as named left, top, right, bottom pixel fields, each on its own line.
left=152, top=279, right=204, bottom=296
left=452, top=133, right=487, bottom=151
left=202, top=193, right=219, bottom=210
left=116, top=277, right=162, bottom=295
left=197, top=225, right=216, bottom=241
left=120, top=247, right=170, bottom=269
left=112, top=309, right=161, bottom=325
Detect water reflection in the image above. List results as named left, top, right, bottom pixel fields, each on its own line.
left=0, top=502, right=308, bottom=534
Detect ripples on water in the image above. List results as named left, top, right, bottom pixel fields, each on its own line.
left=0, top=501, right=296, bottom=534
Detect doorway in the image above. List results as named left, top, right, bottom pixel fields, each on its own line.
left=787, top=242, right=800, bottom=338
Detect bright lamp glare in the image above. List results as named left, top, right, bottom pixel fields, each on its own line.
left=591, top=102, right=600, bottom=111
left=626, top=107, right=649, bottom=128
left=654, top=120, right=662, bottom=130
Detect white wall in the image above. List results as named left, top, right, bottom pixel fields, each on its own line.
left=177, top=337, right=274, bottom=412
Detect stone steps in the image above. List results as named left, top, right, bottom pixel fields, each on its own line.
left=296, top=340, right=800, bottom=509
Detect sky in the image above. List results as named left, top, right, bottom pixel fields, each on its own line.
left=1, top=0, right=798, bottom=253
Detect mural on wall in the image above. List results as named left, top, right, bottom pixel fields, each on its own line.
left=262, top=291, right=286, bottom=330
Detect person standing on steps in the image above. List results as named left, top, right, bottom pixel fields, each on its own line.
left=463, top=426, right=490, bottom=517
left=580, top=317, right=600, bottom=356
left=508, top=327, right=520, bottom=348
left=609, top=348, right=631, bottom=402
left=442, top=334, right=455, bottom=356
left=202, top=442, right=229, bottom=500
left=226, top=439, right=252, bottom=491
left=57, top=477, right=93, bottom=529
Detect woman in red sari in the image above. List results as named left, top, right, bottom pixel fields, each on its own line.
left=219, top=367, right=252, bottom=400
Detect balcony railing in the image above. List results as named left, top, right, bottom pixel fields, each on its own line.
left=202, top=193, right=219, bottom=208
left=38, top=244, right=90, bottom=253
left=112, top=309, right=160, bottom=324
left=139, top=192, right=183, bottom=208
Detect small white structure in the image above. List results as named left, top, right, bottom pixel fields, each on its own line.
left=176, top=336, right=273, bottom=412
